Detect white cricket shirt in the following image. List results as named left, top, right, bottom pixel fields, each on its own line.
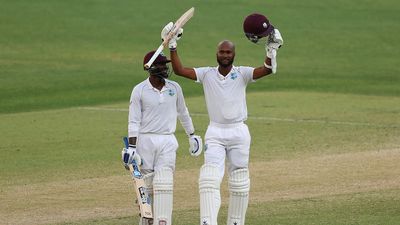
left=194, top=66, right=255, bottom=124
left=128, top=78, right=194, bottom=137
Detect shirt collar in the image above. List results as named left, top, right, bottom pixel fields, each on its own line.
left=216, top=65, right=236, bottom=80
left=145, top=78, right=170, bottom=92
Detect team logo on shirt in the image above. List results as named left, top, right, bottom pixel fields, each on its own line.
left=230, top=72, right=238, bottom=80
left=168, top=89, right=175, bottom=96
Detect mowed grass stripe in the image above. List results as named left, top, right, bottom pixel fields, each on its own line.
left=1, top=0, right=400, bottom=113
left=1, top=91, right=399, bottom=186
left=77, top=90, right=400, bottom=128
left=78, top=106, right=400, bottom=128
left=1, top=148, right=399, bottom=225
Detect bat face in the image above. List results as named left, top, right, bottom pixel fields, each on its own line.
left=163, top=7, right=194, bottom=46
left=123, top=137, right=153, bottom=219
left=144, top=7, right=195, bottom=69
left=128, top=162, right=153, bottom=219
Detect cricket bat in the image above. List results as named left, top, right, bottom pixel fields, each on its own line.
left=144, top=7, right=195, bottom=69
left=123, top=137, right=153, bottom=219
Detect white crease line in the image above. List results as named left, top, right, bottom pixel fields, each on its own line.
left=78, top=107, right=399, bottom=128
left=78, top=107, right=128, bottom=112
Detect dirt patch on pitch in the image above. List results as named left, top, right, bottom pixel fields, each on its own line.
left=1, top=148, right=399, bottom=225
left=249, top=148, right=400, bottom=203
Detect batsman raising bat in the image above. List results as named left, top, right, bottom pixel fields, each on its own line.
left=162, top=13, right=283, bottom=225
left=121, top=49, right=203, bottom=225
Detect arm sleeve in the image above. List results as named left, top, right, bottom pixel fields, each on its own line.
left=194, top=67, right=208, bottom=83
left=128, top=86, right=141, bottom=137
left=176, top=85, right=195, bottom=136
left=240, top=66, right=255, bottom=84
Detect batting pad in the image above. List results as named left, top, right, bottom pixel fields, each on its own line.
left=143, top=172, right=154, bottom=199
left=140, top=172, right=154, bottom=225
left=199, top=164, right=222, bottom=225
left=153, top=167, right=173, bottom=225
left=227, top=168, right=250, bottom=225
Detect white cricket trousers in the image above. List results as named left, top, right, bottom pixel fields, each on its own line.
left=204, top=122, right=251, bottom=178
left=136, top=133, right=179, bottom=172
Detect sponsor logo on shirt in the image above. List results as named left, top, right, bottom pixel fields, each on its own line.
left=168, top=89, right=175, bottom=96
left=230, top=73, right=238, bottom=80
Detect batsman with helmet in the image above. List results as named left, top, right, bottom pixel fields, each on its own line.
left=122, top=50, right=203, bottom=225
left=161, top=13, right=284, bottom=225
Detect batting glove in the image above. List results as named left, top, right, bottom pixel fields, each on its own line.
left=265, top=29, right=283, bottom=74
left=266, top=29, right=284, bottom=51
left=121, top=145, right=142, bottom=170
left=161, top=22, right=183, bottom=50
left=266, top=48, right=277, bottom=74
left=188, top=134, right=203, bottom=157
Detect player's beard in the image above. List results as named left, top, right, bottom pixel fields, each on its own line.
left=217, top=56, right=234, bottom=68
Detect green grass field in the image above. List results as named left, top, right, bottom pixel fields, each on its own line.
left=1, top=0, right=399, bottom=224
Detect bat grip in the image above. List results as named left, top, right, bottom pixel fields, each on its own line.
left=123, top=136, right=129, bottom=149
left=123, top=136, right=143, bottom=178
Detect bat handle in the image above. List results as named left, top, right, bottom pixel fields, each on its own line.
left=123, top=136, right=129, bottom=149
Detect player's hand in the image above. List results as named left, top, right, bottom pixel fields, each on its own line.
left=188, top=134, right=203, bottom=157
left=265, top=29, right=283, bottom=74
left=161, top=22, right=173, bottom=41
left=161, top=22, right=183, bottom=50
left=121, top=145, right=142, bottom=170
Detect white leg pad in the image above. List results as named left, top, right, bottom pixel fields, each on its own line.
left=227, top=168, right=250, bottom=225
left=140, top=172, right=154, bottom=225
left=153, top=167, right=173, bottom=225
left=199, top=164, right=222, bottom=225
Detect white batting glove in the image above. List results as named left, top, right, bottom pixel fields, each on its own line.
left=161, top=22, right=183, bottom=50
left=266, top=49, right=277, bottom=74
left=266, top=29, right=284, bottom=51
left=161, top=22, right=173, bottom=41
left=121, top=145, right=142, bottom=170
left=188, top=134, right=203, bottom=157
left=265, top=29, right=283, bottom=74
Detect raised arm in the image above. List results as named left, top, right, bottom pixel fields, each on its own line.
left=170, top=50, right=197, bottom=80
left=161, top=22, right=197, bottom=80
left=252, top=29, right=284, bottom=80
left=253, top=56, right=273, bottom=80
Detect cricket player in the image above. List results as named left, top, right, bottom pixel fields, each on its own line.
left=121, top=50, right=203, bottom=225
left=161, top=13, right=283, bottom=225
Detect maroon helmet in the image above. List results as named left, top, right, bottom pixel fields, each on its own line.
left=243, top=13, right=274, bottom=43
left=143, top=50, right=171, bottom=68
left=143, top=50, right=171, bottom=79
